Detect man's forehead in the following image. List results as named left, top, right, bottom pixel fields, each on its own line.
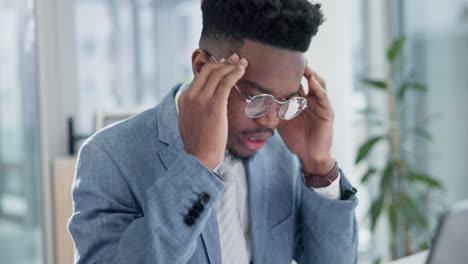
left=239, top=40, right=305, bottom=63
left=242, top=61, right=304, bottom=80
left=240, top=79, right=302, bottom=99
left=239, top=41, right=306, bottom=79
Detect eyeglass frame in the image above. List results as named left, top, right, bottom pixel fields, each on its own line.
left=203, top=50, right=309, bottom=120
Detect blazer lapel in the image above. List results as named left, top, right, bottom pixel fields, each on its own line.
left=156, top=84, right=222, bottom=263
left=247, top=150, right=269, bottom=264
left=201, top=208, right=222, bottom=263
left=156, top=84, right=184, bottom=170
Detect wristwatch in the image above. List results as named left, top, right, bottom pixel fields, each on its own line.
left=302, top=162, right=339, bottom=188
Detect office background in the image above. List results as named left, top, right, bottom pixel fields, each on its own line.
left=0, top=0, right=467, bottom=263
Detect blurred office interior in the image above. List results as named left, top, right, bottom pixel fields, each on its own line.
left=0, top=0, right=467, bottom=263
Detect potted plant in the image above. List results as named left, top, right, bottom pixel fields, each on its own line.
left=357, top=36, right=444, bottom=261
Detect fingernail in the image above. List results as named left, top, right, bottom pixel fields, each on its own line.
left=219, top=58, right=226, bottom=63
left=240, top=58, right=247, bottom=65
left=230, top=53, right=238, bottom=60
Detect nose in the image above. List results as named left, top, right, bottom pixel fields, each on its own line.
left=253, top=104, right=281, bottom=129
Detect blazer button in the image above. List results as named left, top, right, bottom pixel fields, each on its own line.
left=193, top=201, right=204, bottom=212
left=184, top=215, right=195, bottom=226
left=343, top=187, right=358, bottom=200
left=189, top=209, right=200, bottom=219
left=199, top=192, right=210, bottom=205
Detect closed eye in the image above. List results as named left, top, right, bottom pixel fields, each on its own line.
left=282, top=94, right=300, bottom=102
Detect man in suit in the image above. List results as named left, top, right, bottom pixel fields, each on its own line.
left=69, top=0, right=358, bottom=263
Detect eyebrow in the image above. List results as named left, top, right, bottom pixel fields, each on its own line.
left=242, top=80, right=302, bottom=98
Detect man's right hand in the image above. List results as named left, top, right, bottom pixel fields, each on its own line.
left=178, top=53, right=248, bottom=171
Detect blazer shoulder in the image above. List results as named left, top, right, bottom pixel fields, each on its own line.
left=84, top=85, right=181, bottom=153
left=82, top=106, right=162, bottom=155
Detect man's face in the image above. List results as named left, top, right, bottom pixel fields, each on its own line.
left=226, top=40, right=306, bottom=160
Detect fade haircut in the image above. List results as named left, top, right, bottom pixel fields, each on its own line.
left=200, top=0, right=325, bottom=52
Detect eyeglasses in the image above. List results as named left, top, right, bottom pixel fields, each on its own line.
left=208, top=52, right=308, bottom=121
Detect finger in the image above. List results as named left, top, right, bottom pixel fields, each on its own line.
left=214, top=62, right=247, bottom=102
left=202, top=53, right=244, bottom=94
left=304, top=65, right=327, bottom=91
left=303, top=65, right=333, bottom=111
left=202, top=63, right=243, bottom=96
left=309, top=77, right=331, bottom=109
left=310, top=75, right=327, bottom=96
left=206, top=54, right=247, bottom=97
left=312, top=71, right=327, bottom=90
left=189, top=62, right=225, bottom=94
left=304, top=65, right=327, bottom=96
left=226, top=53, right=240, bottom=64
left=201, top=53, right=240, bottom=95
left=305, top=67, right=329, bottom=104
left=304, top=63, right=313, bottom=78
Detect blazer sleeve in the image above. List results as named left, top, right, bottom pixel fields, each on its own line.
left=294, top=170, right=359, bottom=264
left=68, top=142, right=225, bottom=264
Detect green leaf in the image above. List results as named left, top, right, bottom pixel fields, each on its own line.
left=401, top=192, right=428, bottom=227
left=408, top=172, right=443, bottom=189
left=388, top=203, right=398, bottom=234
left=361, top=167, right=377, bottom=183
left=387, top=36, right=406, bottom=62
left=414, top=127, right=432, bottom=140
left=398, top=81, right=428, bottom=99
left=373, top=257, right=382, bottom=264
left=398, top=82, right=410, bottom=99
left=362, top=78, right=387, bottom=89
left=408, top=82, right=427, bottom=92
left=419, top=241, right=430, bottom=251
left=370, top=195, right=385, bottom=231
left=355, top=136, right=386, bottom=165
left=380, top=161, right=394, bottom=193
left=357, top=107, right=377, bottom=116
left=367, top=119, right=385, bottom=127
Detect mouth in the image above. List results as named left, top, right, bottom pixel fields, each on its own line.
left=239, top=131, right=273, bottom=151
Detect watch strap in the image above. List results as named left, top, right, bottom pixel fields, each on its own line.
left=302, top=162, right=339, bottom=188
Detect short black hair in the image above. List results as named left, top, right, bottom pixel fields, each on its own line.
left=200, top=0, right=325, bottom=52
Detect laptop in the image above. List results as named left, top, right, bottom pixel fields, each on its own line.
left=390, top=199, right=468, bottom=264
left=426, top=199, right=468, bottom=263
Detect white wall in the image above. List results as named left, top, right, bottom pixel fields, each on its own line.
left=308, top=0, right=364, bottom=182
left=307, top=0, right=371, bottom=259
left=36, top=0, right=78, bottom=262
left=405, top=0, right=468, bottom=205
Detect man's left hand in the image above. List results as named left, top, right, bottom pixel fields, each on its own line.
left=278, top=64, right=335, bottom=175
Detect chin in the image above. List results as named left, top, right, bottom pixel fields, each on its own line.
left=226, top=146, right=256, bottom=163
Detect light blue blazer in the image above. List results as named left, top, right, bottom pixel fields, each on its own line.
left=69, top=85, right=358, bottom=264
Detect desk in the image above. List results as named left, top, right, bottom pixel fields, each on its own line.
left=389, top=250, right=429, bottom=264
left=53, top=157, right=77, bottom=264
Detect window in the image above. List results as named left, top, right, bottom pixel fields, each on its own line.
left=0, top=0, right=43, bottom=263
left=402, top=0, right=468, bottom=213
left=75, top=0, right=202, bottom=135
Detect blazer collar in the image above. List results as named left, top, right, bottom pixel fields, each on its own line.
left=156, top=84, right=183, bottom=146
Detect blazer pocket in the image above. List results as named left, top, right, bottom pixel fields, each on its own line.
left=267, top=210, right=295, bottom=263
left=270, top=209, right=294, bottom=234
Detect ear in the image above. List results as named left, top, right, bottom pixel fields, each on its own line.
left=191, top=49, right=210, bottom=76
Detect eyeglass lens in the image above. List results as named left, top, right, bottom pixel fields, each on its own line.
left=245, top=96, right=307, bottom=120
